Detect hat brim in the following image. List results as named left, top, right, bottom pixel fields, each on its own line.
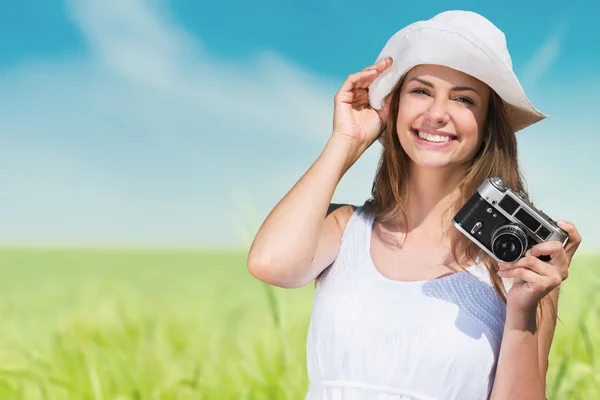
left=368, top=26, right=548, bottom=144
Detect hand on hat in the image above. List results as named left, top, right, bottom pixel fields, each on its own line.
left=331, top=57, right=393, bottom=149
left=497, top=220, right=582, bottom=312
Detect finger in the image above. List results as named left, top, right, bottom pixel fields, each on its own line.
left=351, top=90, right=369, bottom=102
left=358, top=77, right=375, bottom=89
left=362, top=57, right=393, bottom=73
left=358, top=70, right=381, bottom=89
left=358, top=57, right=394, bottom=88
left=350, top=101, right=368, bottom=111
left=529, top=243, right=569, bottom=282
left=556, top=220, right=582, bottom=257
left=350, top=93, right=370, bottom=108
left=528, top=241, right=566, bottom=261
left=499, top=267, right=562, bottom=290
left=337, top=69, right=379, bottom=96
left=498, top=266, right=541, bottom=283
left=336, top=58, right=394, bottom=102
left=498, top=256, right=551, bottom=276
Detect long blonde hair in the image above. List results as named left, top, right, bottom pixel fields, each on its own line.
left=359, top=72, right=554, bottom=320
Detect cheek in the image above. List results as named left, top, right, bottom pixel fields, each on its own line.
left=395, top=99, right=419, bottom=131
left=456, top=109, right=485, bottom=139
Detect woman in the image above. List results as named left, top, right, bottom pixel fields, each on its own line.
left=247, top=10, right=582, bottom=400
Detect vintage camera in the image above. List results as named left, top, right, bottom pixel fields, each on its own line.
left=452, top=177, right=569, bottom=263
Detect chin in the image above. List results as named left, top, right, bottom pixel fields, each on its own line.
left=404, top=144, right=477, bottom=171
left=412, top=159, right=456, bottom=170
left=407, top=153, right=469, bottom=171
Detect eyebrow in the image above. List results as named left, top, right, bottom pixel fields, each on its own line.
left=409, top=77, right=480, bottom=97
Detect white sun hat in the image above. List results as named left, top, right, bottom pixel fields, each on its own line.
left=368, top=10, right=548, bottom=144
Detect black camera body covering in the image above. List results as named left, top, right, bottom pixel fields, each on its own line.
left=453, top=177, right=569, bottom=263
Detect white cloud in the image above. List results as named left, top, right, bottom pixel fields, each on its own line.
left=0, top=1, right=598, bottom=254
left=68, top=0, right=336, bottom=142
left=0, top=0, right=337, bottom=248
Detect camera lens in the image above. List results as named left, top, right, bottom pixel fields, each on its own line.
left=491, top=224, right=528, bottom=262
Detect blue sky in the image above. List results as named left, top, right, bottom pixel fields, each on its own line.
left=0, top=0, right=598, bottom=251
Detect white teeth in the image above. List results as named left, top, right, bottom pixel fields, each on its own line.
left=416, top=130, right=451, bottom=143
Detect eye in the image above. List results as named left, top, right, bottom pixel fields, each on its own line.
left=410, top=88, right=430, bottom=96
left=455, top=96, right=475, bottom=105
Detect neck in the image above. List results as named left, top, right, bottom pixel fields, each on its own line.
left=394, top=164, right=468, bottom=237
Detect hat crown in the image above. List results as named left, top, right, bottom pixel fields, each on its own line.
left=427, top=10, right=512, bottom=68
left=367, top=9, right=547, bottom=136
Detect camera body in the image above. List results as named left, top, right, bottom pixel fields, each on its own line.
left=452, top=177, right=569, bottom=263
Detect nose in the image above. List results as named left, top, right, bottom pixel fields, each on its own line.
left=424, top=99, right=450, bottom=125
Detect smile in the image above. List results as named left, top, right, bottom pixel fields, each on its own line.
left=412, top=128, right=458, bottom=143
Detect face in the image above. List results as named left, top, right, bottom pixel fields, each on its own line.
left=395, top=64, right=491, bottom=170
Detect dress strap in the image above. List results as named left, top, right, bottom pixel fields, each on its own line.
left=314, top=205, right=373, bottom=293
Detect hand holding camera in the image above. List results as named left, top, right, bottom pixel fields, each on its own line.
left=453, top=177, right=569, bottom=263
left=453, top=177, right=582, bottom=311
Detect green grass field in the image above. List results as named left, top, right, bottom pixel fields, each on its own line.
left=0, top=247, right=598, bottom=399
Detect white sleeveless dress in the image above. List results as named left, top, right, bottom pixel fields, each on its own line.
left=305, top=206, right=509, bottom=400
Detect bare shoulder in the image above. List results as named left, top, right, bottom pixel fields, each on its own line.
left=327, top=203, right=358, bottom=227
left=313, top=203, right=358, bottom=288
left=327, top=203, right=359, bottom=239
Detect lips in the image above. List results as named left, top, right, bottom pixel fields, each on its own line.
left=411, top=128, right=458, bottom=141
left=410, top=128, right=458, bottom=149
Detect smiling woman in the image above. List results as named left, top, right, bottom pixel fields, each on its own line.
left=247, top=9, right=582, bottom=400
left=395, top=65, right=490, bottom=169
